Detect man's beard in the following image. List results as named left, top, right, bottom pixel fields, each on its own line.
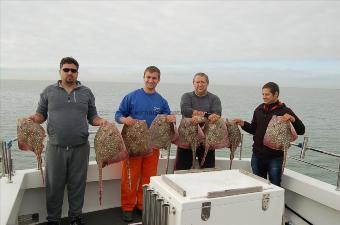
left=66, top=78, right=76, bottom=84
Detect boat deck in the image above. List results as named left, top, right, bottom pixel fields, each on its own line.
left=37, top=207, right=141, bottom=225
left=3, top=159, right=339, bottom=225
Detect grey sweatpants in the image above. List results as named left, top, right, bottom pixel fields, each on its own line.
left=45, top=141, right=90, bottom=221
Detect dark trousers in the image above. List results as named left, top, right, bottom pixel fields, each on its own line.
left=45, top=141, right=90, bottom=222
left=251, top=153, right=283, bottom=186
left=174, top=144, right=215, bottom=170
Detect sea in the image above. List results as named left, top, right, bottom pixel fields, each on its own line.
left=1, top=80, right=339, bottom=185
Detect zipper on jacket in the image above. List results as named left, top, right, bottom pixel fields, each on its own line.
left=73, top=91, right=76, bottom=103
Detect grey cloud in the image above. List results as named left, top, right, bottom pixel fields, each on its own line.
left=1, top=1, right=339, bottom=88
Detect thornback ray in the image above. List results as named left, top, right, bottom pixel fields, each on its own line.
left=94, top=122, right=128, bottom=205
left=225, top=119, right=242, bottom=169
left=17, top=118, right=46, bottom=184
left=263, top=115, right=298, bottom=174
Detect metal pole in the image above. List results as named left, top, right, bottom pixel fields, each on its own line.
left=2, top=141, right=9, bottom=177
left=336, top=161, right=340, bottom=191
left=161, top=203, right=169, bottom=225
left=1, top=140, right=6, bottom=177
left=7, top=142, right=13, bottom=183
left=292, top=142, right=340, bottom=159
left=151, top=192, right=158, bottom=225
left=142, top=185, right=149, bottom=224
left=303, top=146, right=340, bottom=158
left=145, top=188, right=154, bottom=225
left=156, top=197, right=164, bottom=225
left=239, top=133, right=244, bottom=160
left=299, top=136, right=309, bottom=159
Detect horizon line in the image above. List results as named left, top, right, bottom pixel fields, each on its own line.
left=1, top=78, right=338, bottom=90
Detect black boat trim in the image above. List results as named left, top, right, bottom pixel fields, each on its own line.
left=285, top=204, right=313, bottom=225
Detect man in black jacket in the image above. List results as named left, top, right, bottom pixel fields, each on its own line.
left=232, top=82, right=305, bottom=186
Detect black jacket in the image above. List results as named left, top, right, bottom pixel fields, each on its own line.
left=242, top=101, right=305, bottom=158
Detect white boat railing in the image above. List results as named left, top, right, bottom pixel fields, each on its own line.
left=237, top=134, right=340, bottom=191
left=1, top=134, right=340, bottom=191
left=289, top=137, right=340, bottom=191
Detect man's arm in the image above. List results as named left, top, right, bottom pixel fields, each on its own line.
left=206, top=95, right=222, bottom=122
left=86, top=89, right=108, bottom=126
left=210, top=95, right=222, bottom=116
left=30, top=87, right=48, bottom=124
left=232, top=111, right=257, bottom=135
left=115, top=95, right=135, bottom=126
left=242, top=120, right=256, bottom=135
left=284, top=109, right=305, bottom=135
left=161, top=98, right=176, bottom=123
left=180, top=93, right=194, bottom=117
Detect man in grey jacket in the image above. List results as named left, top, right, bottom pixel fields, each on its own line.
left=175, top=72, right=222, bottom=170
left=28, top=57, right=107, bottom=225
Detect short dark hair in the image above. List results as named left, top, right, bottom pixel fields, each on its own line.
left=144, top=66, right=161, bottom=79
left=262, top=82, right=279, bottom=96
left=193, top=72, right=209, bottom=84
left=59, top=57, right=79, bottom=70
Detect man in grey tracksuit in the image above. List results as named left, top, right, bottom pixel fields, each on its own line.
left=28, top=57, right=107, bottom=225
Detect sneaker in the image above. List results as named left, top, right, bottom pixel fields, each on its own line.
left=70, top=216, right=85, bottom=225
left=122, top=211, right=133, bottom=222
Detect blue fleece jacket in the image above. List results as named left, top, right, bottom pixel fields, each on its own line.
left=115, top=88, right=171, bottom=127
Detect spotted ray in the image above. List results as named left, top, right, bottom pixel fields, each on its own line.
left=201, top=117, right=229, bottom=168
left=94, top=122, right=128, bottom=205
left=121, top=120, right=151, bottom=157
left=225, top=119, right=241, bottom=169
left=121, top=120, right=151, bottom=191
left=263, top=115, right=298, bottom=173
left=177, top=117, right=205, bottom=169
left=149, top=114, right=178, bottom=174
left=17, top=118, right=45, bottom=183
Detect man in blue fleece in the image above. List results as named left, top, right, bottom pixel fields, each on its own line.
left=115, top=66, right=176, bottom=222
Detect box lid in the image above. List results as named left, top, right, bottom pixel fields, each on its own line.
left=161, top=169, right=273, bottom=199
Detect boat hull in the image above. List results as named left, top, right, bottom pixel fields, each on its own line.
left=1, top=157, right=340, bottom=225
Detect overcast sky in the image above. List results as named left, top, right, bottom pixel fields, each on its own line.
left=1, top=0, right=339, bottom=88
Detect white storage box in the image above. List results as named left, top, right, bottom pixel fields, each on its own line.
left=143, top=169, right=284, bottom=225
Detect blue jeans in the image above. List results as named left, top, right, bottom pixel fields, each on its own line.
left=251, top=153, right=283, bottom=186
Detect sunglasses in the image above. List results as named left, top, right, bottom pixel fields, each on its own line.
left=62, top=68, right=78, bottom=73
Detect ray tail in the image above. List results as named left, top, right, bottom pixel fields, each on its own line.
left=200, top=143, right=210, bottom=168
left=98, top=164, right=103, bottom=205
left=165, top=145, right=171, bottom=174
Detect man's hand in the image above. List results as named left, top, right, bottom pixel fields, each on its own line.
left=92, top=116, right=109, bottom=126
left=121, top=116, right=136, bottom=126
left=230, top=118, right=244, bottom=127
left=27, top=115, right=35, bottom=122
left=282, top=113, right=295, bottom=123
left=27, top=113, right=45, bottom=124
left=191, top=115, right=206, bottom=125
left=191, top=116, right=199, bottom=125
left=208, top=113, right=220, bottom=123
left=98, top=118, right=109, bottom=126
left=192, top=110, right=205, bottom=117
left=166, top=115, right=176, bottom=123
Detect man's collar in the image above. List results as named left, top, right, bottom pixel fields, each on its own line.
left=194, top=91, right=208, bottom=97
left=56, top=80, right=82, bottom=88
